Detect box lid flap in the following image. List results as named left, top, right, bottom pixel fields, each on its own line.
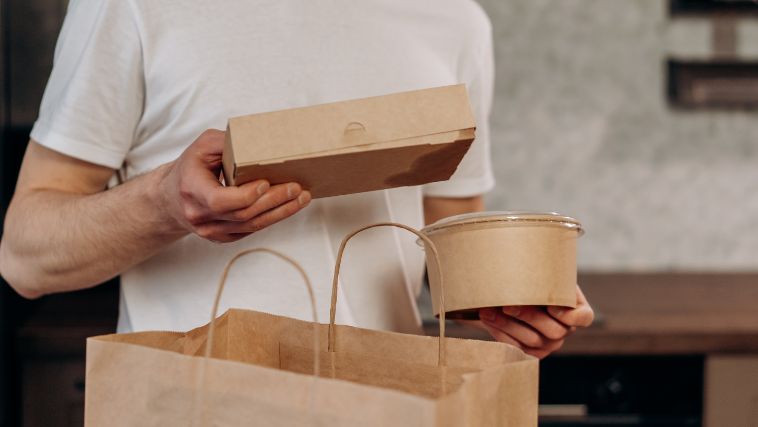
left=227, top=84, right=475, bottom=163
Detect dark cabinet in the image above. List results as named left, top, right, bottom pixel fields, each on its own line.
left=9, top=281, right=119, bottom=427
left=539, top=356, right=703, bottom=426
left=22, top=360, right=85, bottom=427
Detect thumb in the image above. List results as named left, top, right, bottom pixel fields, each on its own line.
left=548, top=303, right=594, bottom=328
left=190, top=129, right=226, bottom=164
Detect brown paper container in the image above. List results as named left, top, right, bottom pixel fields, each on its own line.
left=421, top=212, right=583, bottom=319
left=222, top=85, right=476, bottom=198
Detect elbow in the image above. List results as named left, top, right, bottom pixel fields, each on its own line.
left=0, top=241, right=46, bottom=300
left=12, top=285, right=44, bottom=300
left=13, top=283, right=45, bottom=300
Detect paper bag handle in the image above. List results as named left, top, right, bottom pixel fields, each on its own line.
left=327, top=222, right=447, bottom=367
left=204, top=248, right=320, bottom=375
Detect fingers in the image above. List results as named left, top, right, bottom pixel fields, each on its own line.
left=479, top=308, right=565, bottom=359
left=501, top=306, right=569, bottom=341
left=196, top=180, right=272, bottom=217
left=481, top=307, right=559, bottom=348
left=165, top=129, right=314, bottom=243
left=478, top=320, right=523, bottom=349
left=219, top=183, right=300, bottom=221
left=201, top=189, right=310, bottom=243
left=190, top=182, right=310, bottom=242
left=526, top=339, right=565, bottom=360
left=186, top=132, right=308, bottom=221
left=240, top=191, right=311, bottom=230
left=201, top=190, right=311, bottom=236
left=475, top=285, right=594, bottom=359
left=177, top=130, right=274, bottom=220
left=547, top=285, right=595, bottom=328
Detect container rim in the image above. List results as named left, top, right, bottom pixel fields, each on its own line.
left=420, top=211, right=584, bottom=236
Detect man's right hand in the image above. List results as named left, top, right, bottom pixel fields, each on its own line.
left=0, top=130, right=311, bottom=298
left=156, top=129, right=311, bottom=243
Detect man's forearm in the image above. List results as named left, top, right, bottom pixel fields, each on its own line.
left=423, top=195, right=485, bottom=225
left=0, top=164, right=185, bottom=298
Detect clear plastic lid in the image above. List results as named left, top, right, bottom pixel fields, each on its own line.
left=421, top=211, right=583, bottom=235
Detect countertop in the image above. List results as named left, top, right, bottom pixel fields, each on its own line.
left=424, top=273, right=758, bottom=355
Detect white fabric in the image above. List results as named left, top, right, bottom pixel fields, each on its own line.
left=32, top=0, right=495, bottom=334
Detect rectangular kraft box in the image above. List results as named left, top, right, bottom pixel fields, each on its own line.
left=222, top=84, right=476, bottom=198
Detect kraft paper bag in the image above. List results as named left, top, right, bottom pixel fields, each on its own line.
left=222, top=85, right=476, bottom=198
left=85, top=226, right=538, bottom=427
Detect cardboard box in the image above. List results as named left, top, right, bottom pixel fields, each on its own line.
left=420, top=212, right=583, bottom=318
left=222, top=85, right=475, bottom=198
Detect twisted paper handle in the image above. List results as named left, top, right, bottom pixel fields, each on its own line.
left=327, top=222, right=447, bottom=367
left=195, top=248, right=320, bottom=427
left=204, top=248, right=319, bottom=376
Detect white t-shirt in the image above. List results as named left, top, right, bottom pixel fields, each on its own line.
left=32, top=0, right=495, bottom=334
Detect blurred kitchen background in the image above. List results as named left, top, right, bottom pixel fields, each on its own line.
left=2, top=0, right=758, bottom=426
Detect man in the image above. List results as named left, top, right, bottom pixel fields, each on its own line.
left=0, top=0, right=591, bottom=358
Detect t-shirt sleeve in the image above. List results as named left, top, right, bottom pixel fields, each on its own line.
left=423, top=14, right=496, bottom=198
left=30, top=0, right=144, bottom=170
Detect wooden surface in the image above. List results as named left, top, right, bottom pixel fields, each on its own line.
left=567, top=273, right=758, bottom=354
left=16, top=273, right=758, bottom=357
left=432, top=273, right=758, bottom=355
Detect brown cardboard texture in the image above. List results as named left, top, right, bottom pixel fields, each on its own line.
left=422, top=212, right=583, bottom=318
left=85, top=309, right=538, bottom=426
left=705, top=355, right=758, bottom=427
left=222, top=85, right=476, bottom=198
left=84, top=230, right=538, bottom=427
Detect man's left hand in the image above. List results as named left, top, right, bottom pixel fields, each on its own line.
left=477, top=285, right=594, bottom=359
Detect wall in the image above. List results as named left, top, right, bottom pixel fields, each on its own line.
left=477, top=0, right=758, bottom=271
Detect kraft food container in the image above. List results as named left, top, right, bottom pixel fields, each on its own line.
left=222, top=85, right=476, bottom=198
left=420, top=211, right=583, bottom=319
